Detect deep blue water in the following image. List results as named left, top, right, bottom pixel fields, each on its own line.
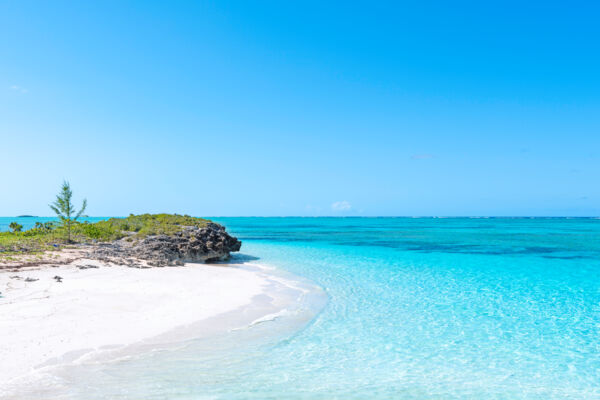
left=4, top=217, right=600, bottom=398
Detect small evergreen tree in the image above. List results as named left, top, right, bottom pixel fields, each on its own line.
left=9, top=222, right=23, bottom=233
left=49, top=181, right=87, bottom=243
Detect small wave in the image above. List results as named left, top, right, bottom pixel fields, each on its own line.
left=249, top=308, right=292, bottom=326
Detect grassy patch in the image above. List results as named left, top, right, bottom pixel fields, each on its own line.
left=0, top=214, right=211, bottom=254
left=93, top=214, right=210, bottom=239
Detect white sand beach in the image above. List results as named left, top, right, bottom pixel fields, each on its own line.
left=0, top=259, right=293, bottom=392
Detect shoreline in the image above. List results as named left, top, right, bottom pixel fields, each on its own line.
left=0, top=258, right=326, bottom=398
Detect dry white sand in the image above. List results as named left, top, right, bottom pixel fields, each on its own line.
left=0, top=259, right=276, bottom=388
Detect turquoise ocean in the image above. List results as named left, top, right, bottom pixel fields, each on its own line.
left=1, top=217, right=600, bottom=398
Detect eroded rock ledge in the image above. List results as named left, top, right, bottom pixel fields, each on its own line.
left=89, top=223, right=242, bottom=267
left=1, top=215, right=242, bottom=270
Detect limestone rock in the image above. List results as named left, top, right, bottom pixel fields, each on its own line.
left=89, top=223, right=241, bottom=267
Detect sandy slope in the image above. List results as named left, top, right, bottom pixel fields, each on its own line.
left=0, top=259, right=271, bottom=387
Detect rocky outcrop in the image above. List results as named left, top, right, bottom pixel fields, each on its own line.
left=89, top=223, right=241, bottom=267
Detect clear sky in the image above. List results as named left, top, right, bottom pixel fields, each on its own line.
left=1, top=1, right=599, bottom=216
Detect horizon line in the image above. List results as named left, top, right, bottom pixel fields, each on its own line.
left=4, top=216, right=600, bottom=219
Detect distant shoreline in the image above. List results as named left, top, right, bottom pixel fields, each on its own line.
left=2, top=216, right=600, bottom=221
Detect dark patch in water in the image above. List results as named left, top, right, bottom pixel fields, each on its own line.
left=541, top=255, right=592, bottom=260
left=523, top=246, right=556, bottom=254
left=229, top=253, right=260, bottom=262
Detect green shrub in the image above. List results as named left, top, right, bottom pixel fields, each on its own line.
left=1, top=214, right=211, bottom=254
left=9, top=222, right=23, bottom=233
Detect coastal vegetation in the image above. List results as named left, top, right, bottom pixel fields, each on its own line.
left=0, top=214, right=211, bottom=255
left=92, top=214, right=210, bottom=240
left=9, top=222, right=23, bottom=233
left=1, top=182, right=236, bottom=266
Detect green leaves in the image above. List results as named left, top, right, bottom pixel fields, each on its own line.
left=75, top=199, right=87, bottom=220
left=93, top=214, right=210, bottom=239
left=8, top=222, right=23, bottom=233
left=49, top=181, right=87, bottom=242
left=1, top=214, right=213, bottom=255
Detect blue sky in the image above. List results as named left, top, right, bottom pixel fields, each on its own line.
left=1, top=1, right=599, bottom=216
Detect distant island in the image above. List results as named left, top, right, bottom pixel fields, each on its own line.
left=16, top=215, right=38, bottom=218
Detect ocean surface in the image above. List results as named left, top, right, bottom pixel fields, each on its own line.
left=2, top=217, right=600, bottom=399
left=0, top=216, right=108, bottom=232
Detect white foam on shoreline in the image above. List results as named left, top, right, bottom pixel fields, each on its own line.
left=0, top=259, right=326, bottom=398
left=248, top=308, right=293, bottom=326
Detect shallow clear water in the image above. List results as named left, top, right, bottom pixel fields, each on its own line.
left=5, top=217, right=600, bottom=398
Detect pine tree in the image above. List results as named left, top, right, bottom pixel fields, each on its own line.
left=49, top=181, right=87, bottom=242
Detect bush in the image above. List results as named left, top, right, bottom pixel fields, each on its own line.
left=9, top=222, right=23, bottom=233
left=78, top=223, right=124, bottom=241
left=1, top=214, right=212, bottom=254
left=94, top=214, right=210, bottom=238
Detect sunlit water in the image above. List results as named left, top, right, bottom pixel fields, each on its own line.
left=2, top=217, right=600, bottom=398
left=0, top=216, right=108, bottom=232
